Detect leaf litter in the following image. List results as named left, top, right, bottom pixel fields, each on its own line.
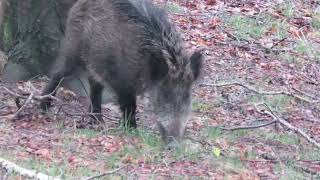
left=0, top=0, right=320, bottom=179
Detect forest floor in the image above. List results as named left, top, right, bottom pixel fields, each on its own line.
left=0, top=0, right=320, bottom=179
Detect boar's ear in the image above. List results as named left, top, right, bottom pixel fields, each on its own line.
left=190, top=49, right=203, bottom=80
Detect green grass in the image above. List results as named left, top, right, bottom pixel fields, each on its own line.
left=272, top=20, right=290, bottom=40
left=266, top=133, right=300, bottom=145
left=192, top=101, right=212, bottom=112
left=248, top=94, right=292, bottom=113
left=105, top=154, right=121, bottom=168
left=207, top=127, right=223, bottom=141
left=223, top=9, right=291, bottom=44
left=166, top=2, right=184, bottom=13
left=225, top=130, right=250, bottom=142
left=213, top=156, right=245, bottom=175
left=74, top=129, right=100, bottom=138
left=0, top=123, right=318, bottom=179
left=137, top=130, right=161, bottom=147
left=311, top=13, right=320, bottom=29
left=296, top=40, right=309, bottom=54
left=277, top=1, right=295, bottom=18
left=276, top=163, right=319, bottom=180
left=172, top=141, right=202, bottom=160
left=120, top=127, right=162, bottom=148
left=103, top=129, right=163, bottom=167
left=204, top=127, right=319, bottom=178
left=299, top=147, right=320, bottom=160
left=279, top=53, right=298, bottom=63
left=264, top=95, right=292, bottom=112
left=226, top=14, right=288, bottom=40
left=294, top=39, right=320, bottom=60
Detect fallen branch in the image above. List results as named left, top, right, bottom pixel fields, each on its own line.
left=221, top=102, right=320, bottom=148
left=292, top=163, right=320, bottom=176
left=200, top=81, right=319, bottom=103
left=0, top=157, right=60, bottom=180
left=0, top=85, right=62, bottom=120
left=0, top=93, right=34, bottom=120
left=1, top=86, right=61, bottom=102
left=63, top=111, right=119, bottom=123
left=221, top=120, right=277, bottom=131
left=1, top=78, right=63, bottom=103
left=255, top=103, right=320, bottom=149
left=83, top=165, right=127, bottom=180
left=270, top=37, right=288, bottom=49
left=292, top=87, right=317, bottom=100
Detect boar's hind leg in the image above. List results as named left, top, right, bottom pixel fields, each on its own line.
left=118, top=88, right=137, bottom=129
left=88, top=76, right=104, bottom=123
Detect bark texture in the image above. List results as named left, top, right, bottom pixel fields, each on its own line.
left=0, top=0, right=77, bottom=81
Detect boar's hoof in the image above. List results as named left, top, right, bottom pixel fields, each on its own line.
left=40, top=99, right=52, bottom=112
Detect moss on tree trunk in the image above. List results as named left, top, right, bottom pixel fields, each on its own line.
left=0, top=0, right=77, bottom=81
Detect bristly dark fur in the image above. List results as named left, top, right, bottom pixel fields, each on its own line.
left=112, top=0, right=183, bottom=67
left=40, top=0, right=203, bottom=143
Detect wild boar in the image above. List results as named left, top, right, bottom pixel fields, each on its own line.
left=40, top=0, right=203, bottom=142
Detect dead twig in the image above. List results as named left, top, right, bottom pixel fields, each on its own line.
left=221, top=120, right=277, bottom=131
left=1, top=86, right=60, bottom=102
left=292, top=87, right=317, bottom=100
left=292, top=163, right=320, bottom=176
left=200, top=81, right=319, bottom=103
left=0, top=104, right=9, bottom=110
left=0, top=93, right=34, bottom=120
left=220, top=101, right=320, bottom=148
left=64, top=111, right=119, bottom=123
left=270, top=37, right=288, bottom=49
left=83, top=165, right=127, bottom=180
left=255, top=103, right=320, bottom=149
left=0, top=80, right=63, bottom=120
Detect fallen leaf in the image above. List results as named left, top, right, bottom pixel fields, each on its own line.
left=206, top=0, right=217, bottom=6
left=34, top=148, right=52, bottom=160
left=212, top=147, right=221, bottom=157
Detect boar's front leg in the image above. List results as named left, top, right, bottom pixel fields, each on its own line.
left=88, top=76, right=104, bottom=123
left=40, top=74, right=64, bottom=111
left=117, top=87, right=137, bottom=129
left=40, top=37, right=80, bottom=111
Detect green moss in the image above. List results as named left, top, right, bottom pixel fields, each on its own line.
left=3, top=20, right=13, bottom=48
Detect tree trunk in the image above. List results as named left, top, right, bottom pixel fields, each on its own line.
left=0, top=0, right=77, bottom=81
left=0, top=0, right=116, bottom=103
